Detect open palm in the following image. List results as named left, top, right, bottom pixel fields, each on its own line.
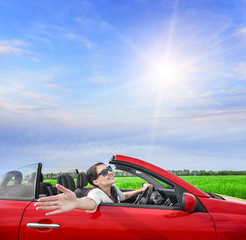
left=35, top=184, right=78, bottom=215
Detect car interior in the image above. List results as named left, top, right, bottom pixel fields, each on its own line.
left=37, top=163, right=181, bottom=210
left=0, top=162, right=181, bottom=210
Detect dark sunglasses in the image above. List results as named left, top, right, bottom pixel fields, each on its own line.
left=98, top=165, right=112, bottom=177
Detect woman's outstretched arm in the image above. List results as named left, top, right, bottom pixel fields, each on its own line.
left=35, top=184, right=96, bottom=215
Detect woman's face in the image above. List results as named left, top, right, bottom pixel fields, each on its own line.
left=94, top=164, right=115, bottom=187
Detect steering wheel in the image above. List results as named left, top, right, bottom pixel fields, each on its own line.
left=134, top=184, right=153, bottom=204
left=156, top=189, right=174, bottom=206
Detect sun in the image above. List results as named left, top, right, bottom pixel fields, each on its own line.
left=151, top=59, right=179, bottom=88
left=141, top=54, right=188, bottom=93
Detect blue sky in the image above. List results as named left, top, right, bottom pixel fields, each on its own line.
left=0, top=0, right=246, bottom=175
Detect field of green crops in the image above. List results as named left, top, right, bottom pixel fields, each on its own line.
left=113, top=175, right=246, bottom=200
left=181, top=175, right=246, bottom=200
left=45, top=175, right=246, bottom=200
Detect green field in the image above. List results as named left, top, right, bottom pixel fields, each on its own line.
left=45, top=175, right=246, bottom=200
left=115, top=175, right=246, bottom=200
left=180, top=175, right=246, bottom=200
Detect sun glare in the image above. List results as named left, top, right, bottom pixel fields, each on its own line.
left=151, top=60, right=179, bottom=88
left=134, top=44, right=198, bottom=99
left=143, top=55, right=189, bottom=93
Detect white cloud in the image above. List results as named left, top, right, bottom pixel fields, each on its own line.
left=75, top=17, right=97, bottom=27
left=32, top=23, right=94, bottom=49
left=0, top=40, right=24, bottom=55
left=62, top=33, right=93, bottom=48
left=0, top=82, right=100, bottom=129
left=0, top=45, right=22, bottom=55
left=235, top=62, right=246, bottom=80
left=0, top=136, right=245, bottom=177
left=240, top=27, right=246, bottom=35
left=35, top=23, right=64, bottom=34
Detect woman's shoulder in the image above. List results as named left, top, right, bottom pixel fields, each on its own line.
left=87, top=187, right=108, bottom=198
left=88, top=187, right=103, bottom=194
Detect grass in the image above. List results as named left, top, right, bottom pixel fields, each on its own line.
left=114, top=177, right=146, bottom=189
left=44, top=175, right=246, bottom=200
left=180, top=175, right=246, bottom=200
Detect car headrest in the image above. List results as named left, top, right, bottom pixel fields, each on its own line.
left=1, top=171, right=23, bottom=186
left=57, top=174, right=75, bottom=192
left=28, top=172, right=36, bottom=183
left=76, top=173, right=88, bottom=188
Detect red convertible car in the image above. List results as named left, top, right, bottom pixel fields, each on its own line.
left=0, top=155, right=246, bottom=240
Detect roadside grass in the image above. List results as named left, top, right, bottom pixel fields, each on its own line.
left=180, top=175, right=246, bottom=200
left=44, top=175, right=246, bottom=200
left=114, top=177, right=146, bottom=190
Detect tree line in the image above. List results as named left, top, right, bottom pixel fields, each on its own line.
left=43, top=169, right=246, bottom=179
left=43, top=171, right=134, bottom=179
left=168, top=169, right=246, bottom=176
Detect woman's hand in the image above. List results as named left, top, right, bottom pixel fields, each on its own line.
left=124, top=183, right=152, bottom=200
left=35, top=184, right=78, bottom=216
left=141, top=183, right=151, bottom=192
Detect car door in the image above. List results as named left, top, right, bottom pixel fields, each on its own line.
left=19, top=202, right=217, bottom=240
left=0, top=163, right=40, bottom=240
left=0, top=200, right=32, bottom=239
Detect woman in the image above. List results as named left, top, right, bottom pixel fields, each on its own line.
left=35, top=162, right=150, bottom=215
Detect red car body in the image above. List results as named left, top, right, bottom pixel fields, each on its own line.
left=0, top=155, right=246, bottom=240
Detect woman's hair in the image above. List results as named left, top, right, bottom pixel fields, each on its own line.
left=86, top=162, right=104, bottom=186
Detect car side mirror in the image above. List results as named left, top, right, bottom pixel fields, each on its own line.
left=181, top=192, right=197, bottom=213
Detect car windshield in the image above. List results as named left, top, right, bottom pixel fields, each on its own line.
left=0, top=163, right=39, bottom=200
